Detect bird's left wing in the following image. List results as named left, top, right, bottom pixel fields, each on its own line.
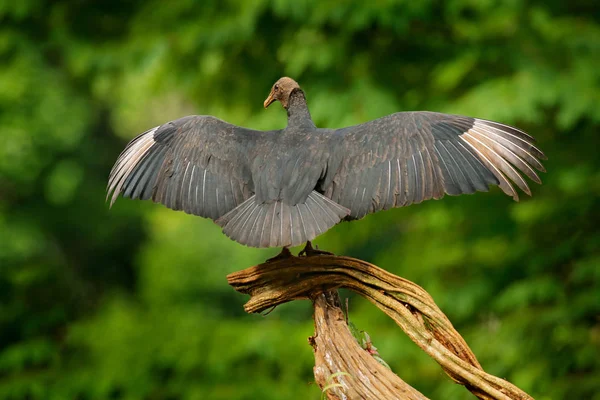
left=107, top=115, right=270, bottom=221
left=321, top=111, right=546, bottom=219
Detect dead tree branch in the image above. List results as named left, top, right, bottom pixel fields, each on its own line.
left=227, top=254, right=533, bottom=400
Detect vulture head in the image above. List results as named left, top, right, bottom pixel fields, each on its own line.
left=264, top=77, right=300, bottom=109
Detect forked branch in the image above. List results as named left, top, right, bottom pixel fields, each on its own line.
left=227, top=255, right=533, bottom=400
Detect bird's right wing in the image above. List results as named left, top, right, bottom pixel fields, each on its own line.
left=321, top=112, right=546, bottom=219
left=107, top=115, right=270, bottom=221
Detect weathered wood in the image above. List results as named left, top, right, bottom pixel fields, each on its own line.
left=227, top=254, right=534, bottom=400
left=311, top=291, right=428, bottom=400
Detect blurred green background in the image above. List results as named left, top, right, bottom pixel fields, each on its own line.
left=1, top=0, right=599, bottom=399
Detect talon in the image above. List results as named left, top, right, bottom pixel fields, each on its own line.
left=266, top=247, right=293, bottom=263
left=299, top=241, right=334, bottom=257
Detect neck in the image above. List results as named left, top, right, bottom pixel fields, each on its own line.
left=286, top=89, right=315, bottom=130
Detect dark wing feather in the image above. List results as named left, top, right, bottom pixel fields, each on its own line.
left=107, top=115, right=266, bottom=221
left=323, top=111, right=546, bottom=219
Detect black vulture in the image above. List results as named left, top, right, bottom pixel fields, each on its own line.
left=107, top=77, right=546, bottom=249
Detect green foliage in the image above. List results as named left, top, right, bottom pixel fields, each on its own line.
left=349, top=321, right=391, bottom=370
left=321, top=371, right=352, bottom=400
left=1, top=0, right=598, bottom=399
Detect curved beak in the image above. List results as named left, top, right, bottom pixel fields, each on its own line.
left=263, top=90, right=276, bottom=108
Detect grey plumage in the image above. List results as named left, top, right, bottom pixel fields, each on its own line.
left=107, top=77, right=547, bottom=248
left=215, top=191, right=349, bottom=248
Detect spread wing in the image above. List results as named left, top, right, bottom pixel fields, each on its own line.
left=322, top=111, right=547, bottom=219
left=107, top=115, right=269, bottom=221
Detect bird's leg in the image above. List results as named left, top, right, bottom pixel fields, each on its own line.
left=266, top=246, right=293, bottom=263
left=299, top=241, right=334, bottom=257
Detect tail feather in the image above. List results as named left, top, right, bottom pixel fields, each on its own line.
left=216, top=191, right=350, bottom=248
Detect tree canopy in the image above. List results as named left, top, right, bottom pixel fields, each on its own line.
left=1, top=0, right=598, bottom=399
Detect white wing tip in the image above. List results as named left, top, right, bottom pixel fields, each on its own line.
left=107, top=126, right=159, bottom=206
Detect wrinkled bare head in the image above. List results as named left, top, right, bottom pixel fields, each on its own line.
left=263, top=77, right=301, bottom=109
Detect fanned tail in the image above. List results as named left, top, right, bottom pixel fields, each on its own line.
left=216, top=191, right=350, bottom=248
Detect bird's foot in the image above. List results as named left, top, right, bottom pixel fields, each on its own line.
left=299, top=241, right=334, bottom=257
left=266, top=247, right=293, bottom=263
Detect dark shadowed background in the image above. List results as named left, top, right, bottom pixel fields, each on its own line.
left=1, top=1, right=599, bottom=399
